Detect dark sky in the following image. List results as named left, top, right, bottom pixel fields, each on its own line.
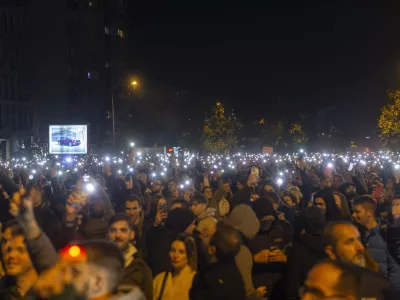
left=129, top=0, right=400, bottom=134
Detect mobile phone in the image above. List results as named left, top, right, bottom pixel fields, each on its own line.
left=159, top=203, right=168, bottom=213
left=83, top=175, right=89, bottom=182
left=348, top=163, right=354, bottom=172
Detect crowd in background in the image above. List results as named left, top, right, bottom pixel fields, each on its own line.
left=0, top=150, right=399, bottom=299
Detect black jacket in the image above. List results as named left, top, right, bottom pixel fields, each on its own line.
left=386, top=222, right=400, bottom=265
left=285, top=234, right=327, bottom=300
left=119, top=253, right=153, bottom=300
left=34, top=204, right=61, bottom=244
left=190, top=261, right=246, bottom=300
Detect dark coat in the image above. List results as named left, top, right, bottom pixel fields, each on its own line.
left=34, top=205, right=61, bottom=243
left=119, top=253, right=153, bottom=300
left=386, top=222, right=400, bottom=265
left=248, top=218, right=293, bottom=297
left=190, top=261, right=246, bottom=300
left=285, top=234, right=328, bottom=300
left=363, top=223, right=400, bottom=291
left=146, top=225, right=175, bottom=276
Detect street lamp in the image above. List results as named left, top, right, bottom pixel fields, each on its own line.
left=111, top=79, right=139, bottom=147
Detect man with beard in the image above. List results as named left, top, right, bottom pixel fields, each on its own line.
left=108, top=213, right=153, bottom=300
left=323, top=221, right=377, bottom=270
left=352, top=196, right=400, bottom=291
left=124, top=195, right=152, bottom=256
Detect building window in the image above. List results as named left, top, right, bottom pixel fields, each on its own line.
left=105, top=61, right=110, bottom=68
left=87, top=72, right=92, bottom=79
left=104, top=26, right=109, bottom=34
left=117, top=29, right=124, bottom=38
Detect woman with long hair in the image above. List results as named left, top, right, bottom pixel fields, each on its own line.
left=153, top=234, right=197, bottom=300
left=313, top=188, right=343, bottom=221
left=333, top=192, right=352, bottom=220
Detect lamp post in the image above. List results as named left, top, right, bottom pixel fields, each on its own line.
left=111, top=80, right=138, bottom=148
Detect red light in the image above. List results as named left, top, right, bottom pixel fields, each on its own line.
left=60, top=245, right=87, bottom=262
left=168, top=148, right=173, bottom=153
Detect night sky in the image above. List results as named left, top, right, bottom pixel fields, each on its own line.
left=129, top=0, right=400, bottom=135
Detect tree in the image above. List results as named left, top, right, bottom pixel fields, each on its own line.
left=202, top=102, right=241, bottom=153
left=378, top=90, right=400, bottom=145
left=289, top=123, right=308, bottom=144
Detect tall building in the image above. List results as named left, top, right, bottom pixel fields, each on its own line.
left=0, top=0, right=129, bottom=156
left=0, top=1, right=32, bottom=159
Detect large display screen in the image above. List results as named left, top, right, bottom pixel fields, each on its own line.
left=49, top=125, right=88, bottom=154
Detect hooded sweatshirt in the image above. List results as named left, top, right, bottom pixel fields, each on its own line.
left=226, top=204, right=260, bottom=296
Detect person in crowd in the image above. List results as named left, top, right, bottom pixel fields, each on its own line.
left=385, top=195, right=400, bottom=265
left=151, top=177, right=164, bottom=198
left=171, top=199, right=190, bottom=210
left=153, top=234, right=197, bottom=300
left=301, top=260, right=393, bottom=300
left=307, top=167, right=320, bottom=188
left=124, top=194, right=152, bottom=255
left=205, top=180, right=231, bottom=220
left=333, top=191, right=352, bottom=220
left=190, top=222, right=246, bottom=300
left=332, top=173, right=345, bottom=191
left=108, top=213, right=153, bottom=300
left=167, top=179, right=179, bottom=199
left=313, top=188, right=343, bottom=221
left=236, top=178, right=247, bottom=191
left=225, top=204, right=266, bottom=298
left=146, top=208, right=195, bottom=276
left=0, top=221, right=38, bottom=299
left=323, top=221, right=379, bottom=271
left=190, top=193, right=217, bottom=245
left=83, top=200, right=108, bottom=239
left=248, top=197, right=293, bottom=299
left=285, top=206, right=327, bottom=300
left=352, top=195, right=400, bottom=290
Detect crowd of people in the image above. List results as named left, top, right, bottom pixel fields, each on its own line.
left=0, top=149, right=399, bottom=300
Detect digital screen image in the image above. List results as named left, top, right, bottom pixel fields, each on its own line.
left=49, top=125, right=88, bottom=154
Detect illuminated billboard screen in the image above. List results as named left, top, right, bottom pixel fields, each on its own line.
left=49, top=125, right=88, bottom=155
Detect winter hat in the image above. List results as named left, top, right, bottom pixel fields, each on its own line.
left=225, top=204, right=260, bottom=240
left=165, top=208, right=195, bottom=234
left=253, top=198, right=275, bottom=220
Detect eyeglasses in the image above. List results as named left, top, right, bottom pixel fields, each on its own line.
left=299, top=286, right=347, bottom=300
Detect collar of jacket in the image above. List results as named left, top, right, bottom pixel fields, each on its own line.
left=124, top=243, right=137, bottom=268
left=198, top=207, right=216, bottom=221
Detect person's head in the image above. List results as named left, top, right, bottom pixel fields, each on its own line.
left=352, top=196, right=377, bottom=229
left=314, top=188, right=343, bottom=221
left=263, top=191, right=280, bottom=211
left=165, top=208, right=195, bottom=234
left=223, top=180, right=231, bottom=193
left=60, top=240, right=125, bottom=300
left=296, top=206, right=326, bottom=237
left=392, top=196, right=400, bottom=216
left=332, top=174, right=344, bottom=189
left=203, top=186, right=213, bottom=199
left=1, top=221, right=35, bottom=277
left=262, top=180, right=277, bottom=193
left=253, top=197, right=276, bottom=220
left=190, top=194, right=208, bottom=217
left=320, top=176, right=331, bottom=188
left=90, top=201, right=105, bottom=219
left=282, top=193, right=297, bottom=208
left=169, top=234, right=197, bottom=272
left=288, top=186, right=303, bottom=201
left=314, top=196, right=327, bottom=214
left=168, top=180, right=177, bottom=192
left=107, top=213, right=134, bottom=251
left=324, top=221, right=365, bottom=267
left=124, top=195, right=142, bottom=224
left=151, top=178, right=164, bottom=194
left=136, top=170, right=148, bottom=185
left=343, top=183, right=356, bottom=195
left=333, top=192, right=351, bottom=219
left=301, top=260, right=391, bottom=300
left=209, top=222, right=242, bottom=263
left=236, top=178, right=247, bottom=191
left=183, top=190, right=193, bottom=202
left=171, top=199, right=190, bottom=210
